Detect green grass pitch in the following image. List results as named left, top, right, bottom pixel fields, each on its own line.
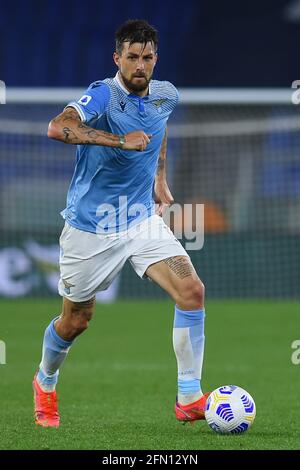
left=0, top=299, right=299, bottom=450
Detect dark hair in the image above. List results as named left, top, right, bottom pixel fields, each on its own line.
left=115, top=19, right=158, bottom=54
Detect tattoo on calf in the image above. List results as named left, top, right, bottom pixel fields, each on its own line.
left=163, top=256, right=193, bottom=279
left=72, top=297, right=96, bottom=312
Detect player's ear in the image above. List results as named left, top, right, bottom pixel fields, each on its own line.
left=113, top=52, right=119, bottom=67
left=154, top=53, right=158, bottom=66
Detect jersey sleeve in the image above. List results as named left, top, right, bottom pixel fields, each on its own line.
left=65, top=81, right=110, bottom=123
left=166, top=81, right=179, bottom=111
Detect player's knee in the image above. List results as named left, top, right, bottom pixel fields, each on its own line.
left=177, top=279, right=205, bottom=310
left=71, top=309, right=93, bottom=335
left=63, top=297, right=95, bottom=337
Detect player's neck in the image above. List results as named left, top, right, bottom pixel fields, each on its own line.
left=118, top=73, right=149, bottom=97
left=133, top=89, right=149, bottom=97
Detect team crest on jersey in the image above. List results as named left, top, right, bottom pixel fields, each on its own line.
left=152, top=98, right=167, bottom=113
left=78, top=95, right=92, bottom=106
left=152, top=99, right=167, bottom=107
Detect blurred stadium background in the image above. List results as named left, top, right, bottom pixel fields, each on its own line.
left=1, top=92, right=300, bottom=301
left=1, top=0, right=300, bottom=301
left=0, top=0, right=300, bottom=450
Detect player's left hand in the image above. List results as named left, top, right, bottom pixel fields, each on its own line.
left=154, top=180, right=174, bottom=216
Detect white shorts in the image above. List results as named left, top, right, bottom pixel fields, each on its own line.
left=58, top=214, right=189, bottom=302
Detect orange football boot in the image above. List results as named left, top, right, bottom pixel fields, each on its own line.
left=175, top=392, right=210, bottom=423
left=33, top=374, right=60, bottom=428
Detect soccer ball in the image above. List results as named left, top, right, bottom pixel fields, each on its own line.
left=205, top=385, right=256, bottom=434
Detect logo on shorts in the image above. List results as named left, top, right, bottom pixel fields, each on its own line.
left=62, top=279, right=75, bottom=295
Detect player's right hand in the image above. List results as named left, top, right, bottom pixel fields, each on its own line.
left=122, top=131, right=152, bottom=151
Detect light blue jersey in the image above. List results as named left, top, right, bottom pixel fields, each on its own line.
left=61, top=72, right=179, bottom=234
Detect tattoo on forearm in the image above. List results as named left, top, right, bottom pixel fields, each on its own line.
left=157, top=157, right=165, bottom=174
left=156, top=130, right=167, bottom=176
left=63, top=127, right=77, bottom=142
left=163, top=256, right=193, bottom=279
left=77, top=122, right=116, bottom=141
left=53, top=107, right=118, bottom=146
left=60, top=122, right=117, bottom=145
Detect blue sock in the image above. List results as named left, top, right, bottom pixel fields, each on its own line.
left=173, top=306, right=205, bottom=405
left=37, top=316, right=73, bottom=392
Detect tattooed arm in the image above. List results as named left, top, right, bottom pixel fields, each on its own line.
left=154, top=128, right=174, bottom=215
left=156, top=127, right=168, bottom=180
left=47, top=107, right=151, bottom=151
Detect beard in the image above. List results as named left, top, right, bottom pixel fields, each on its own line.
left=120, top=71, right=152, bottom=93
